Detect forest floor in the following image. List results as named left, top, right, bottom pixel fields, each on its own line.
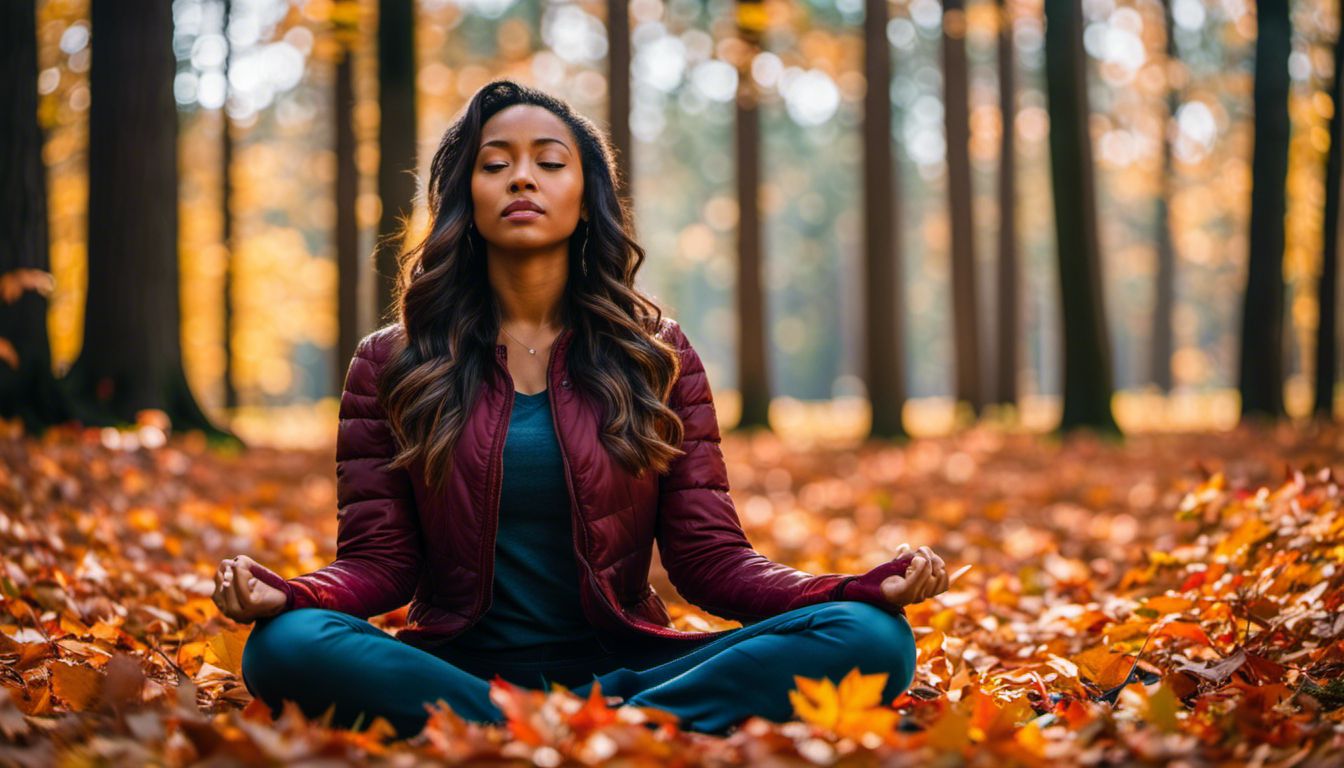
left=1, top=419, right=1343, bottom=765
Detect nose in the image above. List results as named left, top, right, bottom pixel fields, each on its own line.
left=508, top=161, right=538, bottom=192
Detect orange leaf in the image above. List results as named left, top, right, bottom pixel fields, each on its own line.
left=566, top=680, right=620, bottom=732
left=789, top=667, right=899, bottom=740
left=1156, top=621, right=1213, bottom=647
left=205, top=628, right=249, bottom=676
left=51, top=661, right=101, bottom=711
left=1072, top=645, right=1137, bottom=690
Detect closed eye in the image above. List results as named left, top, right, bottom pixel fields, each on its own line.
left=483, top=163, right=566, bottom=172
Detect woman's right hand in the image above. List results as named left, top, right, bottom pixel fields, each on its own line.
left=212, top=555, right=287, bottom=623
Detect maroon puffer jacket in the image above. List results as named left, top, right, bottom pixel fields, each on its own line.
left=251, top=318, right=901, bottom=652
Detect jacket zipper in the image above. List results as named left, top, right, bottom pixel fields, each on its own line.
left=458, top=345, right=516, bottom=635
left=544, top=339, right=733, bottom=643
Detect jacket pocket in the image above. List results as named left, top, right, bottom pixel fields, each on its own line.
left=628, top=584, right=673, bottom=627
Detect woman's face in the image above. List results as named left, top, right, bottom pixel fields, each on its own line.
left=471, top=104, right=586, bottom=255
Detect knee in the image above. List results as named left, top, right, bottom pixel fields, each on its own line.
left=241, top=608, right=350, bottom=694
left=815, top=602, right=917, bottom=693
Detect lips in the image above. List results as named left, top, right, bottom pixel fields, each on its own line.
left=502, top=199, right=544, bottom=216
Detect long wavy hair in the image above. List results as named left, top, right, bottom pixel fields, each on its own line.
left=378, top=79, right=687, bottom=495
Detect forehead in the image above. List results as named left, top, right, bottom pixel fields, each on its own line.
left=479, top=105, right=574, bottom=151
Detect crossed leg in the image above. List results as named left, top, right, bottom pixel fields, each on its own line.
left=240, top=601, right=917, bottom=739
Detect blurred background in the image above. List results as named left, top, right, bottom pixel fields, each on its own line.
left=3, top=0, right=1341, bottom=447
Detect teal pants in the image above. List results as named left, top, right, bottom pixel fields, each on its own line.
left=240, top=600, right=916, bottom=739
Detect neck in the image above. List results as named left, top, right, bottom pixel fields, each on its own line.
left=487, top=245, right=568, bottom=329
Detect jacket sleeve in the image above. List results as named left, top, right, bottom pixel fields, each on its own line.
left=653, top=320, right=851, bottom=623
left=249, top=330, right=423, bottom=619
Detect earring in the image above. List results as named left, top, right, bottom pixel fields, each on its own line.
left=580, top=221, right=590, bottom=277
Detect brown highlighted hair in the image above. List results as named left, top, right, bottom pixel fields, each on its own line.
left=379, top=79, right=686, bottom=494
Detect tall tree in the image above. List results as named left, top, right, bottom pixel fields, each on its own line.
left=1151, top=0, right=1179, bottom=391
left=374, top=0, right=417, bottom=325
left=943, top=0, right=982, bottom=415
left=733, top=0, right=770, bottom=429
left=1238, top=0, right=1291, bottom=420
left=1042, top=0, right=1118, bottom=433
left=221, top=0, right=238, bottom=412
left=1316, top=0, right=1343, bottom=419
left=863, top=0, right=906, bottom=439
left=334, top=4, right=360, bottom=389
left=992, top=0, right=1019, bottom=407
left=0, top=0, right=70, bottom=432
left=607, top=0, right=632, bottom=204
left=63, top=0, right=228, bottom=437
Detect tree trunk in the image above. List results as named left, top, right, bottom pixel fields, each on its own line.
left=992, top=0, right=1018, bottom=407
left=336, top=45, right=360, bottom=392
left=607, top=0, right=632, bottom=204
left=1316, top=0, right=1342, bottom=419
left=1239, top=0, right=1290, bottom=420
left=1151, top=0, right=1178, bottom=392
left=64, top=0, right=230, bottom=439
left=222, top=0, right=238, bottom=411
left=0, top=0, right=72, bottom=432
left=864, top=0, right=905, bottom=438
left=943, top=0, right=982, bottom=415
left=375, top=0, right=417, bottom=325
left=735, top=0, right=770, bottom=429
left=1043, top=0, right=1118, bottom=433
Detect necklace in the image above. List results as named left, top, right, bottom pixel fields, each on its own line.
left=499, top=322, right=555, bottom=356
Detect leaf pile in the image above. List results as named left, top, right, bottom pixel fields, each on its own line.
left=2, top=419, right=1344, bottom=765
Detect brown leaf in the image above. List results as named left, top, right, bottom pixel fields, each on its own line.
left=50, top=662, right=101, bottom=711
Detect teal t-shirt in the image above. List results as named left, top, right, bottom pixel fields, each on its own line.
left=446, top=388, right=604, bottom=662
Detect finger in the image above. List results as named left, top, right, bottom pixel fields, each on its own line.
left=931, top=566, right=948, bottom=597
left=231, top=561, right=256, bottom=612
left=213, top=563, right=230, bottom=612
left=219, top=579, right=243, bottom=620
left=909, top=557, right=934, bottom=599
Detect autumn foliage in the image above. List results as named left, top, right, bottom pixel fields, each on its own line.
left=2, top=418, right=1344, bottom=765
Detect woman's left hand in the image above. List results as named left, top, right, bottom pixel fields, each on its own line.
left=878, top=543, right=948, bottom=608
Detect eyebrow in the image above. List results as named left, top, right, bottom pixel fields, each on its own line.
left=480, top=137, right=571, bottom=154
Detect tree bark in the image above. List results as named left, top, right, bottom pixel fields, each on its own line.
left=992, top=0, right=1019, bottom=407
left=864, top=0, right=906, bottom=438
left=336, top=45, right=360, bottom=392
left=943, top=0, right=982, bottom=415
left=0, top=0, right=72, bottom=432
left=64, top=0, right=230, bottom=439
left=375, top=0, right=417, bottom=325
left=1316, top=0, right=1342, bottom=419
left=1238, top=0, right=1290, bottom=420
left=222, top=0, right=238, bottom=411
left=607, top=0, right=632, bottom=204
left=734, top=78, right=770, bottom=429
left=1151, top=0, right=1178, bottom=392
left=1043, top=0, right=1118, bottom=433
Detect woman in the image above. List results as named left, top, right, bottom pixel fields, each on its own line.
left=218, top=79, right=950, bottom=740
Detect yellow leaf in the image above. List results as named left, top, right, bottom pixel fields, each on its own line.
left=789, top=675, right=839, bottom=728
left=790, top=668, right=899, bottom=740
left=1146, top=682, right=1181, bottom=733
left=835, top=667, right=887, bottom=709
left=205, top=629, right=249, bottom=676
